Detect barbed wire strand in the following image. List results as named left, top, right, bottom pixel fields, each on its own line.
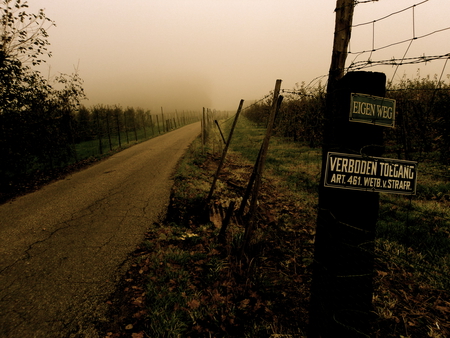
left=222, top=1, right=448, bottom=123
left=388, top=39, right=415, bottom=89
left=349, top=26, right=450, bottom=56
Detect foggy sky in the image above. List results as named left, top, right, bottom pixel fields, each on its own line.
left=26, top=0, right=450, bottom=112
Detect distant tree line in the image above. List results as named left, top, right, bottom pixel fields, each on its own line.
left=244, top=75, right=450, bottom=164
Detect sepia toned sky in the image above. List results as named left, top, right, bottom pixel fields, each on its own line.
left=26, top=0, right=450, bottom=112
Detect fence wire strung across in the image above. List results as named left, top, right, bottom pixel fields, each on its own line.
left=235, top=81, right=450, bottom=336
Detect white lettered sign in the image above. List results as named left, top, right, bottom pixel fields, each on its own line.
left=324, top=152, right=417, bottom=195
left=350, top=93, right=396, bottom=127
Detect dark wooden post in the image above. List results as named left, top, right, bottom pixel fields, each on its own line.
left=310, top=71, right=386, bottom=338
left=124, top=110, right=129, bottom=144
left=156, top=115, right=160, bottom=134
left=215, top=120, right=226, bottom=144
left=140, top=111, right=147, bottom=139
left=132, top=110, right=138, bottom=141
left=105, top=109, right=112, bottom=151
left=238, top=79, right=282, bottom=216
left=309, top=2, right=389, bottom=337
left=115, top=107, right=122, bottom=148
left=241, top=80, right=282, bottom=253
left=206, top=100, right=244, bottom=203
left=202, top=107, right=206, bottom=145
left=149, top=113, right=154, bottom=136
left=95, top=108, right=103, bottom=155
left=161, top=107, right=165, bottom=133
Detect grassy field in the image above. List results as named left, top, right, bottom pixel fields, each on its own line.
left=103, top=116, right=450, bottom=337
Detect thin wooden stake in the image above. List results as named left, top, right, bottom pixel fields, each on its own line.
left=241, top=92, right=283, bottom=254
left=215, top=120, right=226, bottom=144
left=239, top=79, right=282, bottom=217
left=218, top=201, right=236, bottom=245
left=161, top=107, right=165, bottom=133
left=206, top=100, right=244, bottom=203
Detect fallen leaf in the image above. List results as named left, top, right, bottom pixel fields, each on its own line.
left=377, top=270, right=388, bottom=277
left=187, top=299, right=200, bottom=309
left=239, top=299, right=250, bottom=309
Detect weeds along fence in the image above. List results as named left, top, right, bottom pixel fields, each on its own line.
left=204, top=77, right=450, bottom=337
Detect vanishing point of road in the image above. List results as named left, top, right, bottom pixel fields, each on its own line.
left=0, top=123, right=200, bottom=337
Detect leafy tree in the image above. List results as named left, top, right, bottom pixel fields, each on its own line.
left=0, top=0, right=54, bottom=66
left=0, top=0, right=86, bottom=193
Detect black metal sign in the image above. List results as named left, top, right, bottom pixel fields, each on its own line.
left=324, top=152, right=417, bottom=195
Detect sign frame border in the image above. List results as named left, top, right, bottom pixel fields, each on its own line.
left=324, top=152, right=417, bottom=195
left=349, top=92, right=396, bottom=128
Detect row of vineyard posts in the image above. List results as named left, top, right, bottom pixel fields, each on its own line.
left=76, top=105, right=201, bottom=155
left=0, top=103, right=202, bottom=195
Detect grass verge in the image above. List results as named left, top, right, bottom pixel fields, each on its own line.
left=102, top=116, right=449, bottom=338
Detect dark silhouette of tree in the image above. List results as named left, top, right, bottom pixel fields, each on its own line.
left=0, top=0, right=86, bottom=193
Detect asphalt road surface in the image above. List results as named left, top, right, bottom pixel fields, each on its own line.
left=0, top=122, right=200, bottom=338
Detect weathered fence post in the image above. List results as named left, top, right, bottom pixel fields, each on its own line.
left=115, top=106, right=122, bottom=148
left=215, top=120, right=226, bottom=144
left=105, top=109, right=112, bottom=151
left=156, top=115, right=160, bottom=134
left=161, top=107, right=165, bottom=133
left=95, top=108, right=103, bottom=155
left=132, top=110, right=138, bottom=141
left=241, top=93, right=283, bottom=254
left=309, top=71, right=386, bottom=337
left=124, top=110, right=129, bottom=144
left=149, top=113, right=155, bottom=136
left=206, top=99, right=244, bottom=203
left=241, top=82, right=282, bottom=254
left=238, top=79, right=282, bottom=217
left=141, top=111, right=147, bottom=139
left=202, top=107, right=206, bottom=145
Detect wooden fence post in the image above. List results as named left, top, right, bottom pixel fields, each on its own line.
left=124, top=110, right=129, bottom=144
left=238, top=79, right=282, bottom=217
left=95, top=108, right=103, bottom=155
left=241, top=89, right=282, bottom=255
left=105, top=110, right=112, bottom=151
left=141, top=111, right=147, bottom=139
left=161, top=107, right=165, bottom=133
left=214, top=120, right=226, bottom=144
left=132, top=110, right=138, bottom=141
left=202, top=107, right=206, bottom=145
left=206, top=99, right=244, bottom=203
left=310, top=71, right=386, bottom=338
left=115, top=107, right=122, bottom=148
left=156, top=115, right=160, bottom=134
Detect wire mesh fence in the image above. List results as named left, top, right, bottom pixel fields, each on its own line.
left=223, top=82, right=450, bottom=337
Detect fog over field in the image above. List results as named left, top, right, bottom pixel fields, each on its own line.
left=28, top=0, right=450, bottom=111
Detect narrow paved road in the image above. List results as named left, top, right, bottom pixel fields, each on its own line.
left=0, top=123, right=200, bottom=338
